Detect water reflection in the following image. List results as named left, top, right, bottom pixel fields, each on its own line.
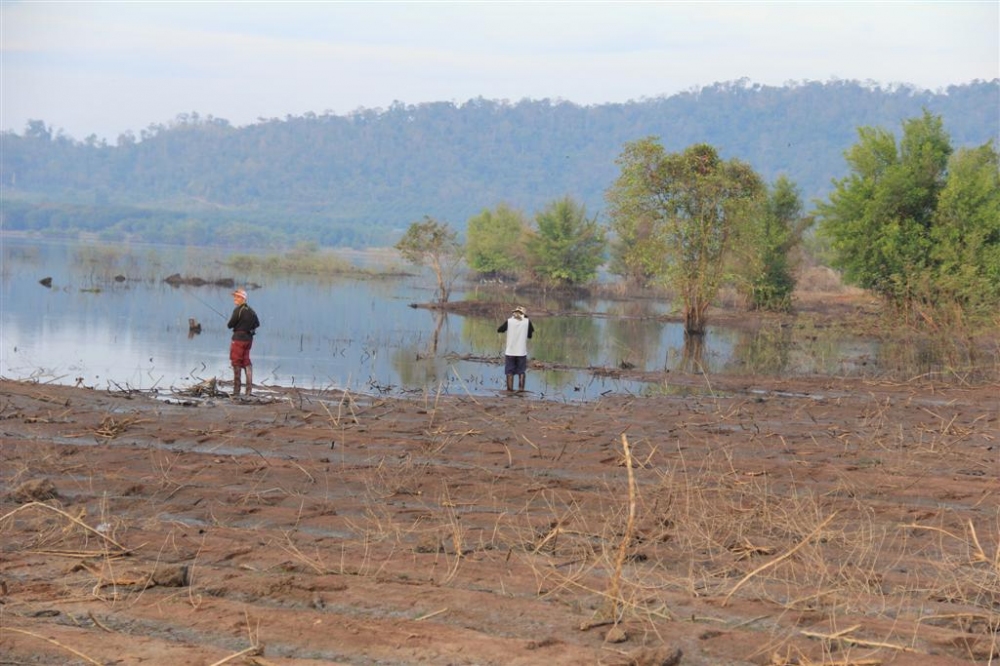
left=603, top=300, right=668, bottom=371
left=0, top=238, right=917, bottom=400
left=727, top=325, right=793, bottom=375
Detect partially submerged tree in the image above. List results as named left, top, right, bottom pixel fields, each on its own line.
left=736, top=176, right=810, bottom=312
left=525, top=197, right=607, bottom=288
left=607, top=139, right=764, bottom=334
left=394, top=216, right=463, bottom=303
left=465, top=203, right=529, bottom=279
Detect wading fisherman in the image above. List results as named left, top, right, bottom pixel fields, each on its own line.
left=497, top=305, right=534, bottom=392
left=227, top=288, right=260, bottom=398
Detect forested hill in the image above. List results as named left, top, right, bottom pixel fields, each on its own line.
left=3, top=79, right=997, bottom=249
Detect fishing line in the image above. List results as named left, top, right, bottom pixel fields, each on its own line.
left=184, top=286, right=228, bottom=319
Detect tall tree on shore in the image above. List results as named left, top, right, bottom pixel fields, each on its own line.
left=607, top=138, right=764, bottom=334
left=735, top=176, right=809, bottom=312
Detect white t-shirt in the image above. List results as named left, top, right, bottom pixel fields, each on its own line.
left=504, top=317, right=531, bottom=356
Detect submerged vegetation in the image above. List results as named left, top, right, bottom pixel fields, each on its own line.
left=225, top=242, right=406, bottom=278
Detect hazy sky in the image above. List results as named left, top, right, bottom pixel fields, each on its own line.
left=3, top=1, right=998, bottom=141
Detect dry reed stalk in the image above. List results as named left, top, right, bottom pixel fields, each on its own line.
left=519, top=433, right=540, bottom=451
left=288, top=459, right=315, bottom=484
left=25, top=388, right=70, bottom=405
left=2, top=627, right=103, bottom=665
left=414, top=607, right=448, bottom=621
left=27, top=548, right=128, bottom=559
left=440, top=501, right=465, bottom=585
left=0, top=502, right=130, bottom=553
left=87, top=611, right=113, bottom=633
left=605, top=432, right=637, bottom=622
left=723, top=511, right=839, bottom=606
left=532, top=525, right=562, bottom=555
left=801, top=626, right=916, bottom=653
left=966, top=519, right=999, bottom=572
left=208, top=645, right=263, bottom=666
left=337, top=389, right=361, bottom=425
left=788, top=659, right=882, bottom=666
left=247, top=658, right=281, bottom=666
left=545, top=566, right=673, bottom=626
left=278, top=534, right=328, bottom=574
left=94, top=415, right=148, bottom=439
left=904, top=520, right=999, bottom=572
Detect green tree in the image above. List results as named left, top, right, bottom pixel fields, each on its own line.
left=816, top=111, right=952, bottom=306
left=465, top=203, right=529, bottom=278
left=606, top=139, right=764, bottom=335
left=525, top=197, right=606, bottom=287
left=929, top=142, right=1000, bottom=319
left=737, top=176, right=809, bottom=312
left=606, top=139, right=672, bottom=287
left=394, top=216, right=464, bottom=303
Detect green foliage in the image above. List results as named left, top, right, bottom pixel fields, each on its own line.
left=605, top=211, right=668, bottom=286
left=465, top=204, right=529, bottom=277
left=605, top=139, right=673, bottom=286
left=738, top=176, right=809, bottom=312
left=817, top=111, right=950, bottom=301
left=817, top=110, right=999, bottom=323
left=225, top=244, right=368, bottom=276
left=607, top=139, right=764, bottom=334
left=525, top=197, right=606, bottom=287
left=394, top=216, right=464, bottom=302
left=929, top=142, right=1000, bottom=318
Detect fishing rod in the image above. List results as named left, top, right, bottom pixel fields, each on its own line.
left=184, top=286, right=228, bottom=319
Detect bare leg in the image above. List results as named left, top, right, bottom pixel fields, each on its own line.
left=244, top=365, right=253, bottom=396
left=517, top=373, right=525, bottom=391
left=506, top=375, right=514, bottom=392
left=232, top=367, right=241, bottom=398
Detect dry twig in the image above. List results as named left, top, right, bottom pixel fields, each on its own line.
left=723, top=511, right=839, bottom=606
left=605, top=432, right=638, bottom=621
left=0, top=502, right=129, bottom=553
left=2, top=627, right=103, bottom=665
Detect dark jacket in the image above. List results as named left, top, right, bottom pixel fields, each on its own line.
left=227, top=304, right=260, bottom=341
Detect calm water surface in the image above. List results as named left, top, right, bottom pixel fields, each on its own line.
left=1, top=238, right=878, bottom=400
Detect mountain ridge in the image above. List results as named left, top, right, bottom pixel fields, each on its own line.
left=3, top=79, right=997, bottom=249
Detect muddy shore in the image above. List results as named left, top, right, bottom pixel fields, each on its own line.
left=0, top=372, right=997, bottom=665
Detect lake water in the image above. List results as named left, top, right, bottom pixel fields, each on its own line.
left=1, top=238, right=879, bottom=401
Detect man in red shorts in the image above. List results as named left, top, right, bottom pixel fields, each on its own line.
left=227, top=288, right=260, bottom=398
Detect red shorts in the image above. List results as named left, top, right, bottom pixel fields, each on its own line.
left=230, top=339, right=253, bottom=368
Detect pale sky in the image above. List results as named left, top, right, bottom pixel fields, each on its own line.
left=2, top=1, right=998, bottom=142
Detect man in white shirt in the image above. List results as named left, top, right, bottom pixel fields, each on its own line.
left=497, top=306, right=535, bottom=392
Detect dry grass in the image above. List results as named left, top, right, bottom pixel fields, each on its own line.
left=1, top=377, right=997, bottom=664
